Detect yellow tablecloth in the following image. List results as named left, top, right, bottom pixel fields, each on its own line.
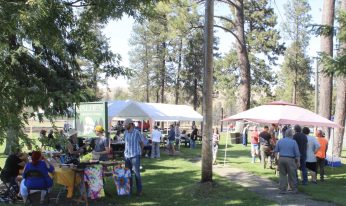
left=54, top=167, right=81, bottom=198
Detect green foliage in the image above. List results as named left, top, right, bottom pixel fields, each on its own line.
left=276, top=43, right=314, bottom=109
left=282, top=0, right=312, bottom=48
left=319, top=6, right=346, bottom=76
left=0, top=0, right=155, bottom=152
left=128, top=0, right=205, bottom=107
left=216, top=0, right=284, bottom=107
left=276, top=0, right=313, bottom=109
left=181, top=29, right=205, bottom=109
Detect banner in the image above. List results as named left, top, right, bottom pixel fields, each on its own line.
left=75, top=102, right=108, bottom=137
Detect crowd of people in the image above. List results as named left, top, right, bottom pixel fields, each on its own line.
left=1, top=119, right=209, bottom=203
left=243, top=124, right=328, bottom=194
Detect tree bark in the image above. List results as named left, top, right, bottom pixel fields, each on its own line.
left=175, top=38, right=183, bottom=105
left=235, top=0, right=251, bottom=111
left=333, top=0, right=346, bottom=157
left=161, top=41, right=166, bottom=103
left=333, top=76, right=346, bottom=156
left=5, top=127, right=19, bottom=155
left=145, top=40, right=150, bottom=103
left=201, top=0, right=214, bottom=183
left=193, top=77, right=198, bottom=111
left=319, top=0, right=335, bottom=139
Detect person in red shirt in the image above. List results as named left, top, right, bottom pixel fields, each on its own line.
left=250, top=126, right=259, bottom=163
left=315, top=129, right=328, bottom=182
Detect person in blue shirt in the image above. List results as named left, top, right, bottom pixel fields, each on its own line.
left=124, top=118, right=144, bottom=196
left=274, top=128, right=300, bottom=194
left=20, top=151, right=54, bottom=204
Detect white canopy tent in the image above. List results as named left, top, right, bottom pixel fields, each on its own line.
left=107, top=100, right=203, bottom=134
left=107, top=100, right=203, bottom=122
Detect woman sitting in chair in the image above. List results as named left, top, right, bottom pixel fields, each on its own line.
left=20, top=151, right=54, bottom=204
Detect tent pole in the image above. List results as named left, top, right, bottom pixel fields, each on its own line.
left=224, top=127, right=229, bottom=166
left=166, top=121, right=169, bottom=135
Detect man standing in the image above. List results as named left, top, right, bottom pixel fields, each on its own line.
left=250, top=126, right=259, bottom=163
left=174, top=123, right=181, bottom=151
left=242, top=124, right=249, bottom=147
left=315, top=129, right=328, bottom=182
left=151, top=126, right=162, bottom=158
left=274, top=128, right=300, bottom=194
left=190, top=126, right=198, bottom=149
left=303, top=127, right=320, bottom=183
left=124, top=118, right=144, bottom=196
left=259, top=126, right=272, bottom=169
left=168, top=125, right=175, bottom=155
left=293, top=125, right=308, bottom=185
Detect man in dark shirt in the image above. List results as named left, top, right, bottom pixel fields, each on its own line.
left=1, top=150, right=27, bottom=186
left=293, top=125, right=308, bottom=185
left=259, top=126, right=272, bottom=169
left=168, top=125, right=175, bottom=155
left=190, top=127, right=198, bottom=149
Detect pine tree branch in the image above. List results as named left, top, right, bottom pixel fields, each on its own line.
left=214, top=25, right=242, bottom=45
left=216, top=0, right=238, bottom=9
left=63, top=0, right=83, bottom=5
left=214, top=15, right=236, bottom=28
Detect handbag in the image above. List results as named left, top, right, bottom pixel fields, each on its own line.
left=113, top=166, right=131, bottom=196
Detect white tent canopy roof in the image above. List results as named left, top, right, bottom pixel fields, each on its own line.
left=107, top=100, right=203, bottom=122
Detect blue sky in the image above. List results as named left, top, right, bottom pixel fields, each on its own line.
left=102, top=0, right=324, bottom=88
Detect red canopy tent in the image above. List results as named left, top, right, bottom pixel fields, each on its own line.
left=223, top=101, right=339, bottom=128
left=221, top=101, right=340, bottom=166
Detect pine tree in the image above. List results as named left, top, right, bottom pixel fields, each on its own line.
left=215, top=0, right=284, bottom=110
left=276, top=0, right=313, bottom=109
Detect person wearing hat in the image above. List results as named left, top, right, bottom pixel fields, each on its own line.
left=92, top=125, right=111, bottom=161
left=65, top=129, right=85, bottom=164
left=123, top=118, right=144, bottom=196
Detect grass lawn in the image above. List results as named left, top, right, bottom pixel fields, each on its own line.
left=98, top=147, right=275, bottom=206
left=0, top=134, right=275, bottom=206
left=217, top=132, right=346, bottom=205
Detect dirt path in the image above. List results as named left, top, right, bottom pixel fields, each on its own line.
left=213, top=165, right=336, bottom=206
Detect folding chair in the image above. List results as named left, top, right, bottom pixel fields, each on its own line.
left=0, top=167, right=19, bottom=203
left=23, top=170, right=50, bottom=206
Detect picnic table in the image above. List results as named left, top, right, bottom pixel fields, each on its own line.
left=53, top=160, right=124, bottom=205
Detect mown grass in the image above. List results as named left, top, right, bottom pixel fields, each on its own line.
left=217, top=132, right=346, bottom=206
left=97, top=145, right=275, bottom=206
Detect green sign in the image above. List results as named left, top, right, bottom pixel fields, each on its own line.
left=75, top=102, right=108, bottom=137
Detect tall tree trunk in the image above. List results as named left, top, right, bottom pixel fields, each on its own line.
left=161, top=41, right=166, bottom=103
left=5, top=127, right=19, bottom=155
left=333, top=0, right=346, bottom=157
left=193, top=77, right=198, bottom=111
left=333, top=76, right=346, bottom=156
left=235, top=0, right=251, bottom=111
left=145, top=44, right=150, bottom=102
left=319, top=0, right=335, bottom=139
left=175, top=38, right=183, bottom=105
left=201, top=0, right=214, bottom=183
left=156, top=89, right=159, bottom=103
